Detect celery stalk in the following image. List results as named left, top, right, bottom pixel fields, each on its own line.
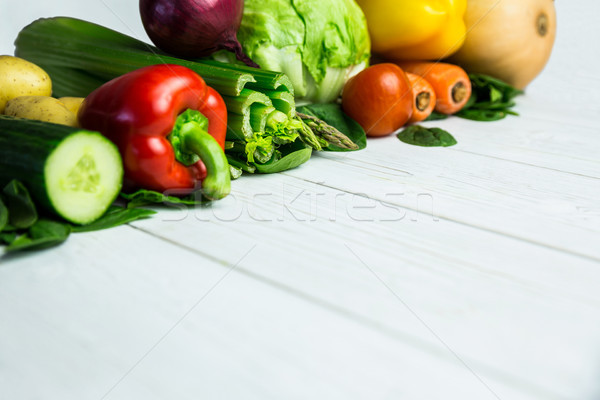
left=222, top=89, right=272, bottom=116
left=262, top=90, right=296, bottom=117
left=198, top=59, right=294, bottom=95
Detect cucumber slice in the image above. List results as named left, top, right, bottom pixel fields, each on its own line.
left=0, top=116, right=123, bottom=225
left=45, top=132, right=123, bottom=224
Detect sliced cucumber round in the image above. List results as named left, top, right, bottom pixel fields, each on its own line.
left=0, top=115, right=123, bottom=225
left=45, top=132, right=123, bottom=224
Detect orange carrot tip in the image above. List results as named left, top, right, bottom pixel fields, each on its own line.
left=395, top=61, right=472, bottom=115
left=405, top=72, right=436, bottom=124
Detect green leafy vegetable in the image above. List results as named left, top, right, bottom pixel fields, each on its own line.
left=254, top=141, right=313, bottom=174
left=397, top=125, right=457, bottom=147
left=2, top=180, right=38, bottom=229
left=456, top=73, right=523, bottom=121
left=218, top=0, right=371, bottom=103
left=0, top=232, right=17, bottom=245
left=0, top=180, right=157, bottom=254
left=297, top=104, right=366, bottom=151
left=71, top=206, right=156, bottom=232
left=121, top=190, right=206, bottom=208
left=424, top=111, right=449, bottom=122
left=6, top=219, right=71, bottom=252
left=0, top=197, right=7, bottom=232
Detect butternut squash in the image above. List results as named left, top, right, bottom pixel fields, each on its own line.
left=449, top=0, right=556, bottom=89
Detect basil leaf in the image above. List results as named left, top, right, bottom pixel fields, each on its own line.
left=2, top=180, right=38, bottom=229
left=71, top=206, right=156, bottom=232
left=397, top=125, right=457, bottom=147
left=6, top=219, right=70, bottom=252
left=297, top=104, right=367, bottom=151
left=254, top=141, right=312, bottom=174
left=0, top=197, right=8, bottom=232
left=121, top=190, right=206, bottom=208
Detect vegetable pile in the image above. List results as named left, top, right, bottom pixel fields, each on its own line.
left=0, top=0, right=555, bottom=254
left=78, top=64, right=231, bottom=200
left=14, top=17, right=360, bottom=177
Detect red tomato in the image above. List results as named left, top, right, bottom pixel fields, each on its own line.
left=342, top=64, right=413, bottom=137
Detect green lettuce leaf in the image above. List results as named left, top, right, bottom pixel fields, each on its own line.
left=230, top=0, right=371, bottom=103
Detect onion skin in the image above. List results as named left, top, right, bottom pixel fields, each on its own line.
left=140, top=0, right=258, bottom=67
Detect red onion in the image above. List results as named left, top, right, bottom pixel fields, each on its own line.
left=140, top=0, right=258, bottom=67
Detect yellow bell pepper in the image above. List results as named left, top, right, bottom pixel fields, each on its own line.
left=356, top=0, right=467, bottom=60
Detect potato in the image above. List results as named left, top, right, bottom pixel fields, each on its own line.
left=0, top=55, right=52, bottom=114
left=4, top=96, right=77, bottom=127
left=58, top=97, right=85, bottom=116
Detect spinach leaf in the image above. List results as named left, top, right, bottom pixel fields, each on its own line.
left=424, top=111, right=449, bottom=122
left=71, top=206, right=156, bottom=232
left=0, top=232, right=17, bottom=245
left=2, top=180, right=38, bottom=229
left=297, top=104, right=367, bottom=151
left=6, top=219, right=71, bottom=252
left=121, top=190, right=206, bottom=208
left=0, top=180, right=161, bottom=254
left=456, top=109, right=509, bottom=122
left=0, top=197, right=8, bottom=232
left=456, top=73, right=523, bottom=121
left=397, top=125, right=457, bottom=147
left=254, top=141, right=312, bottom=174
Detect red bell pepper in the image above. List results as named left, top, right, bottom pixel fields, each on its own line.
left=78, top=64, right=230, bottom=200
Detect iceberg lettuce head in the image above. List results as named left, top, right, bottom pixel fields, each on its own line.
left=228, top=0, right=371, bottom=104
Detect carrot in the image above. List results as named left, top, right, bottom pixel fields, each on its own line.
left=395, top=61, right=472, bottom=115
left=405, top=72, right=436, bottom=124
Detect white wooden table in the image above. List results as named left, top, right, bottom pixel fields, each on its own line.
left=1, top=2, right=599, bottom=399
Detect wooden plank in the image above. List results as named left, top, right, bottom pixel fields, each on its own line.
left=126, top=175, right=600, bottom=399
left=0, top=225, right=556, bottom=400
left=280, top=141, right=600, bottom=260
left=422, top=113, right=600, bottom=178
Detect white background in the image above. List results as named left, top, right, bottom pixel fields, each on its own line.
left=1, top=1, right=600, bottom=400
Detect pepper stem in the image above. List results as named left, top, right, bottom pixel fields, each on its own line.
left=179, top=121, right=231, bottom=201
